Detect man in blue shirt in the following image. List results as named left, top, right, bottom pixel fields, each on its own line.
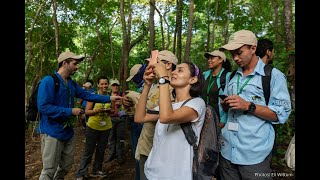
left=36, top=51, right=122, bottom=180
left=219, top=30, right=292, bottom=180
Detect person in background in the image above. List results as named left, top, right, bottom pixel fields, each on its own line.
left=201, top=50, right=232, bottom=180
left=78, top=80, right=95, bottom=128
left=255, top=38, right=274, bottom=65
left=75, top=76, right=112, bottom=180
left=218, top=30, right=291, bottom=180
left=134, top=59, right=206, bottom=180
left=105, top=78, right=127, bottom=164
left=202, top=50, right=232, bottom=129
left=36, top=51, right=122, bottom=180
left=124, top=63, right=146, bottom=180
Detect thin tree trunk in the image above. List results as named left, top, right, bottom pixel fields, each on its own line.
left=184, top=0, right=194, bottom=62
left=223, top=0, right=232, bottom=44
left=149, top=0, right=156, bottom=52
left=176, top=0, right=183, bottom=62
left=206, top=0, right=211, bottom=52
left=52, top=0, right=59, bottom=58
left=283, top=0, right=295, bottom=109
left=271, top=0, right=280, bottom=44
left=212, top=0, right=219, bottom=49
left=25, top=0, right=45, bottom=73
left=173, top=0, right=178, bottom=54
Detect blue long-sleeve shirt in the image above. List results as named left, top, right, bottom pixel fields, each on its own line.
left=36, top=72, right=112, bottom=141
left=220, top=58, right=292, bottom=165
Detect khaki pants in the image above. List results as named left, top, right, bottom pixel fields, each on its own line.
left=39, top=134, right=76, bottom=180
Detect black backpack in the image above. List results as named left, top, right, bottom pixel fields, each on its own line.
left=180, top=98, right=221, bottom=180
left=25, top=74, right=60, bottom=122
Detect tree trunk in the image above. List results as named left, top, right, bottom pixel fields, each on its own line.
left=283, top=0, right=295, bottom=109
left=52, top=0, right=59, bottom=58
left=149, top=0, right=156, bottom=52
left=212, top=0, right=219, bottom=49
left=120, top=0, right=148, bottom=91
left=176, top=0, right=183, bottom=62
left=224, top=0, right=232, bottom=44
left=184, top=0, right=194, bottom=62
left=206, top=0, right=211, bottom=52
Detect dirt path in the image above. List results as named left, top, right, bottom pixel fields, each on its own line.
left=25, top=122, right=136, bottom=180
left=25, top=121, right=294, bottom=180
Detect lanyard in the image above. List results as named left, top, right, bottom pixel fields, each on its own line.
left=236, top=74, right=253, bottom=95
left=206, top=69, right=222, bottom=104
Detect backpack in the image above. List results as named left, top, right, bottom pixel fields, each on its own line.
left=180, top=98, right=221, bottom=180
left=25, top=74, right=60, bottom=122
left=284, top=134, right=295, bottom=171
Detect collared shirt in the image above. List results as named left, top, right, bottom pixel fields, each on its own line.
left=36, top=72, right=112, bottom=141
left=220, top=58, right=292, bottom=165
left=203, top=68, right=231, bottom=123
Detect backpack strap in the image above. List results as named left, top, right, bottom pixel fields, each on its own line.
left=262, top=64, right=273, bottom=105
left=51, top=74, right=60, bottom=93
left=229, top=70, right=237, bottom=81
left=180, top=98, right=198, bottom=149
left=219, top=69, right=228, bottom=92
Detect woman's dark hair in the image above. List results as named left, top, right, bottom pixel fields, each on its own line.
left=186, top=62, right=204, bottom=97
left=97, top=76, right=109, bottom=84
left=222, top=59, right=232, bottom=72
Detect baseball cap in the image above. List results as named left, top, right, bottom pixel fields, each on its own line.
left=126, top=64, right=143, bottom=82
left=145, top=58, right=151, bottom=62
left=204, top=50, right=226, bottom=62
left=158, top=50, right=178, bottom=65
left=58, top=51, right=85, bottom=63
left=82, top=82, right=92, bottom=88
left=220, top=30, right=257, bottom=51
left=110, top=79, right=120, bottom=86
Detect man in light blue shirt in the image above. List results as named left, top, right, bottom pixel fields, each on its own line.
left=219, top=30, right=292, bottom=180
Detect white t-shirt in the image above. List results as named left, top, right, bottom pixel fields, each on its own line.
left=144, top=97, right=206, bottom=180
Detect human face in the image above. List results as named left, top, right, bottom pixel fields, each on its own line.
left=111, top=84, right=119, bottom=93
left=98, top=79, right=109, bottom=93
left=170, top=63, right=193, bottom=88
left=207, top=56, right=222, bottom=69
left=229, top=45, right=256, bottom=68
left=65, top=59, right=80, bottom=75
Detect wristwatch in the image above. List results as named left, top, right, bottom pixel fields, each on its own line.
left=243, top=102, right=256, bottom=115
left=159, top=77, right=170, bottom=85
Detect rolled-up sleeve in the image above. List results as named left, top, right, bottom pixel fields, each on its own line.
left=268, top=69, right=292, bottom=124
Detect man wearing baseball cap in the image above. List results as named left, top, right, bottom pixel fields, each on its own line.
left=218, top=30, right=292, bottom=180
left=36, top=51, right=123, bottom=180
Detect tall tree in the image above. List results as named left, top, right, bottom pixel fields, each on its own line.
left=149, top=0, right=156, bottom=52
left=184, top=0, right=194, bottom=62
left=52, top=0, right=59, bottom=58
left=119, top=0, right=148, bottom=91
left=212, top=0, right=219, bottom=49
left=206, top=0, right=211, bottom=52
left=176, top=0, right=183, bottom=62
left=283, top=0, right=295, bottom=109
